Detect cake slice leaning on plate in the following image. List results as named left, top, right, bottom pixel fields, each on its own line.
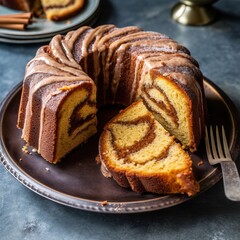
left=98, top=100, right=200, bottom=196
left=40, top=0, right=85, bottom=21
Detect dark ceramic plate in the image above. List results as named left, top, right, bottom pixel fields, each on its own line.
left=0, top=79, right=240, bottom=213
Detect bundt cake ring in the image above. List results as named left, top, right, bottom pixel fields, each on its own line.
left=17, top=25, right=205, bottom=195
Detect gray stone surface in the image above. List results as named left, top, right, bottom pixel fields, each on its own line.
left=1, top=0, right=240, bottom=239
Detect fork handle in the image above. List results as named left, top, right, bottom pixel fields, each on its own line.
left=221, top=161, right=240, bottom=201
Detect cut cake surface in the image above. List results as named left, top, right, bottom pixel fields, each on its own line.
left=99, top=100, right=200, bottom=196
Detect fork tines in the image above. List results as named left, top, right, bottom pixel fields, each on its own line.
left=205, top=125, right=240, bottom=201
left=205, top=125, right=231, bottom=164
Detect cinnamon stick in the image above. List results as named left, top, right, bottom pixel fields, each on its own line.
left=0, top=12, right=33, bottom=30
left=0, top=18, right=31, bottom=24
left=0, top=23, right=26, bottom=30
left=0, top=12, right=33, bottom=19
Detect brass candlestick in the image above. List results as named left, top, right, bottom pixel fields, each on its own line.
left=171, top=0, right=219, bottom=26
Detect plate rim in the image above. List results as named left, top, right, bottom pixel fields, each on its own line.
left=0, top=78, right=239, bottom=213
left=0, top=0, right=100, bottom=38
left=0, top=12, right=99, bottom=41
left=0, top=15, right=98, bottom=44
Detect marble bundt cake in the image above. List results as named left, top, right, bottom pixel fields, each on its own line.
left=99, top=100, right=200, bottom=196
left=17, top=24, right=205, bottom=163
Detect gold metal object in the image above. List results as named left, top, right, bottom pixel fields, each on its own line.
left=171, top=0, right=219, bottom=26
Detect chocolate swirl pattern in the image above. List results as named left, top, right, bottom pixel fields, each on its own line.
left=41, top=0, right=85, bottom=21
left=99, top=100, right=200, bottom=196
left=17, top=24, right=205, bottom=163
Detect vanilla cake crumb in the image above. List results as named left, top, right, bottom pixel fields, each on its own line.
left=101, top=200, right=108, bottom=206
left=22, top=145, right=30, bottom=154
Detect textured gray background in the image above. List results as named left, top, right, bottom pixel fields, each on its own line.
left=1, top=0, right=240, bottom=239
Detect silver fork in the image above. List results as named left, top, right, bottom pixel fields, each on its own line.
left=205, top=125, right=240, bottom=201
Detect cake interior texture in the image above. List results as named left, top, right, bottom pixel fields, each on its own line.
left=99, top=100, right=200, bottom=196
left=45, top=83, right=97, bottom=162
left=142, top=73, right=195, bottom=149
left=40, top=0, right=85, bottom=21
